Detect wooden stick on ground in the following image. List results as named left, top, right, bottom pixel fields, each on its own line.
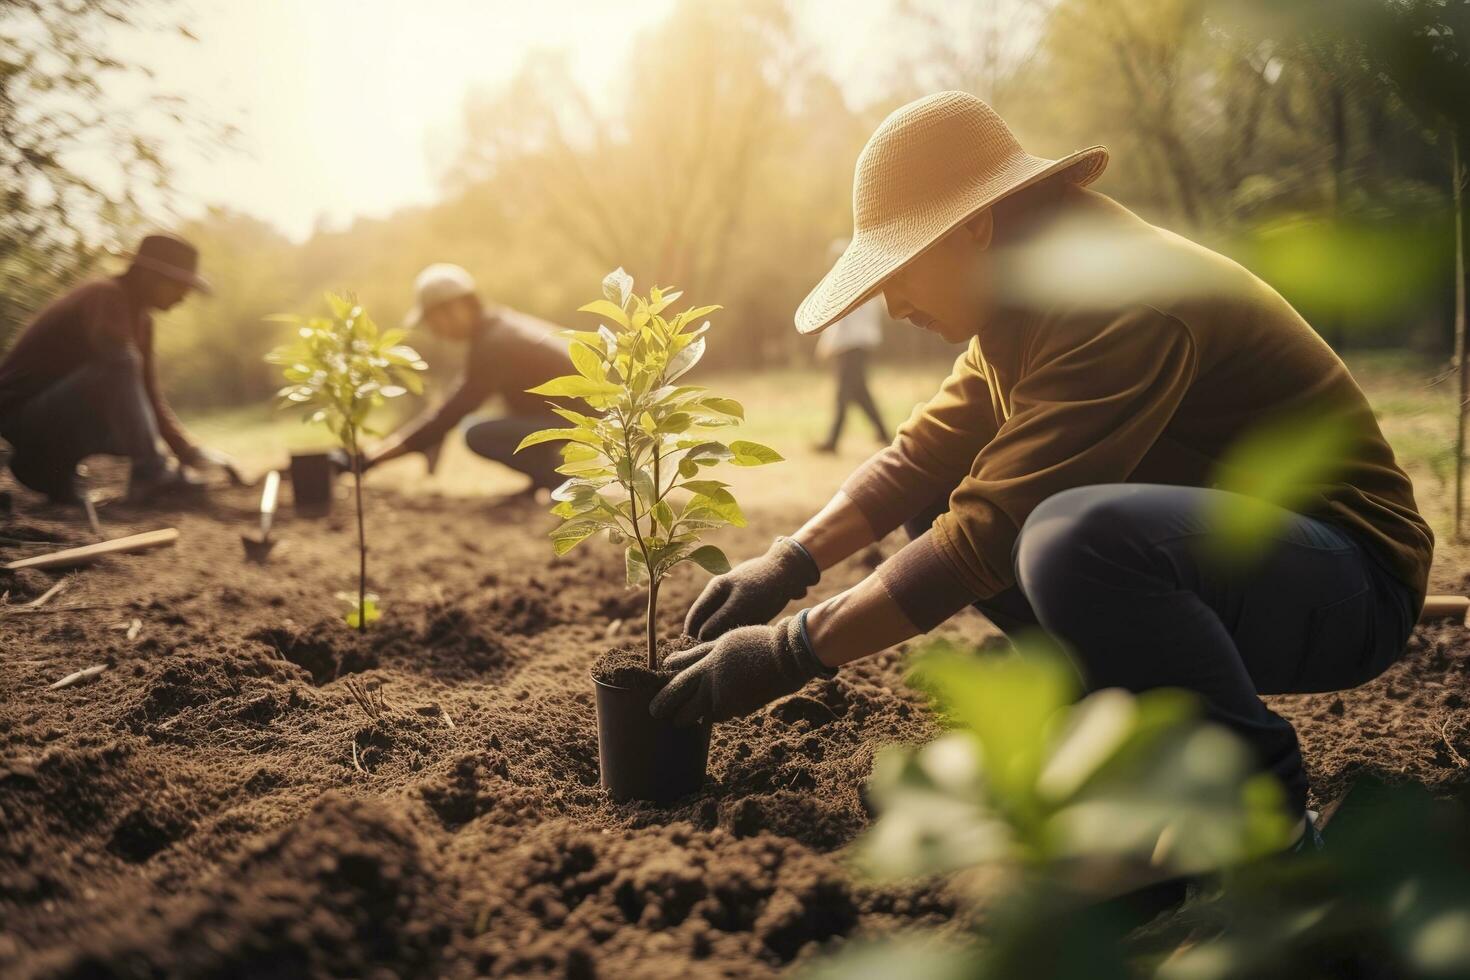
left=3, top=528, right=178, bottom=572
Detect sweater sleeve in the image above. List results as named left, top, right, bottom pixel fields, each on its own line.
left=840, top=340, right=999, bottom=537
left=398, top=331, right=497, bottom=453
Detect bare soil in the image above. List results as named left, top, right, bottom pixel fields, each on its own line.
left=1, top=472, right=1468, bottom=978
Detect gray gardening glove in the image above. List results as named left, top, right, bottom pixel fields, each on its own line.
left=650, top=613, right=836, bottom=726
left=683, top=536, right=820, bottom=641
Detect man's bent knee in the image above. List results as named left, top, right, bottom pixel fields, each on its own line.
left=1015, top=486, right=1149, bottom=614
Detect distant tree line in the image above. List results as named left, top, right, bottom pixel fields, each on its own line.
left=1, top=0, right=1465, bottom=413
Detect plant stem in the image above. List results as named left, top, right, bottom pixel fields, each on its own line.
left=351, top=428, right=366, bottom=634
left=646, top=579, right=659, bottom=672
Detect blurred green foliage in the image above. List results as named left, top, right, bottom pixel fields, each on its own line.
left=857, top=637, right=1291, bottom=883
left=1207, top=411, right=1353, bottom=564
left=810, top=636, right=1470, bottom=979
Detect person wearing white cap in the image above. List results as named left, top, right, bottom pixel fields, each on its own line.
left=651, top=91, right=1431, bottom=859
left=364, top=263, right=570, bottom=492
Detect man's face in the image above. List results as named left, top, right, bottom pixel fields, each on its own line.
left=881, top=212, right=994, bottom=344
left=143, top=273, right=193, bottom=312
left=423, top=295, right=480, bottom=342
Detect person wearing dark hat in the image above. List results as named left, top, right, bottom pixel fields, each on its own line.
left=363, top=263, right=570, bottom=494
left=0, top=233, right=243, bottom=503
left=651, top=91, right=1431, bottom=855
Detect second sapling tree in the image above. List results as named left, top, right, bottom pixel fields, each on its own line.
left=519, top=268, right=782, bottom=669
left=266, top=293, right=427, bottom=631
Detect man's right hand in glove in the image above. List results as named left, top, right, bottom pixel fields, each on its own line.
left=683, top=536, right=821, bottom=641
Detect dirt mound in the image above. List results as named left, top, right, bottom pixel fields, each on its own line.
left=31, top=794, right=451, bottom=979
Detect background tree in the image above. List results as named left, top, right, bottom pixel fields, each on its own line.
left=0, top=0, right=220, bottom=343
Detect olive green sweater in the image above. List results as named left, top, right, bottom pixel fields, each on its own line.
left=843, top=188, right=1432, bottom=628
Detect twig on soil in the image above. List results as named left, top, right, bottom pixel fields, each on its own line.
left=49, top=663, right=108, bottom=690
left=351, top=739, right=365, bottom=773
left=439, top=704, right=455, bottom=729
left=2, top=604, right=118, bottom=616
left=1438, top=719, right=1468, bottom=768
left=109, top=618, right=143, bottom=640
left=605, top=618, right=623, bottom=638
left=19, top=579, right=69, bottom=609
left=345, top=677, right=386, bottom=720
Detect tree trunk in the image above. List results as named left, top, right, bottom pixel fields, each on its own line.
left=1454, top=128, right=1467, bottom=539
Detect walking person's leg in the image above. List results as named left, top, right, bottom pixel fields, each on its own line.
left=1011, top=483, right=1418, bottom=819
left=846, top=349, right=890, bottom=443
left=464, top=414, right=563, bottom=491
left=817, top=352, right=856, bottom=452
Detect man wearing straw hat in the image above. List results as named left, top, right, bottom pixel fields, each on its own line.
left=0, top=233, right=243, bottom=504
left=653, top=92, right=1430, bottom=853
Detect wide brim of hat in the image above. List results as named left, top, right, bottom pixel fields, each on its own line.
left=795, top=145, right=1109, bottom=336
left=130, top=255, right=212, bottom=295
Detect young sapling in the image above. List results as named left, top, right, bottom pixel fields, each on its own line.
left=519, top=268, right=782, bottom=669
left=266, top=293, right=427, bottom=631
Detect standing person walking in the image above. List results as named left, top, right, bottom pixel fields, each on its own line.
left=813, top=287, right=889, bottom=454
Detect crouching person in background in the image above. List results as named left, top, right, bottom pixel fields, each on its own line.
left=0, top=233, right=243, bottom=505
left=365, top=263, right=571, bottom=496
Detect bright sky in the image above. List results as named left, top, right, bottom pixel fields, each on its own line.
left=108, top=0, right=920, bottom=241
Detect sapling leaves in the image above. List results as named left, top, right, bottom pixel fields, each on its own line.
left=267, top=293, right=425, bottom=632
left=521, top=270, right=780, bottom=667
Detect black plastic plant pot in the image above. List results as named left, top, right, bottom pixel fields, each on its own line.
left=289, top=452, right=335, bottom=517
left=593, top=674, right=711, bottom=804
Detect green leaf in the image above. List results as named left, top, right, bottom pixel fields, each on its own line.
left=569, top=341, right=606, bottom=382
left=666, top=335, right=705, bottom=382
left=625, top=545, right=649, bottom=586
left=697, top=397, right=743, bottom=419
left=602, top=267, right=633, bottom=308
left=729, top=440, right=783, bottom=466
left=684, top=544, right=731, bottom=575
left=526, top=375, right=622, bottom=400
left=677, top=479, right=730, bottom=496
left=515, top=427, right=596, bottom=453
left=578, top=299, right=630, bottom=328
left=550, top=519, right=604, bottom=556
left=687, top=488, right=745, bottom=527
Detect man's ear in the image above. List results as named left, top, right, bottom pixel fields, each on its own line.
left=964, top=210, right=995, bottom=250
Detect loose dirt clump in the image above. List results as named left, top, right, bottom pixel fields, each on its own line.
left=1, top=481, right=1467, bottom=977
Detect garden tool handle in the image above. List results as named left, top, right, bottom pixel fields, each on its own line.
left=259, top=470, right=281, bottom=540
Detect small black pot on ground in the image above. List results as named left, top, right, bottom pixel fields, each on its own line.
left=289, top=452, right=335, bottom=517
left=591, top=646, right=710, bottom=804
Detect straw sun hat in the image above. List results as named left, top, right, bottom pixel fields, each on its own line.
left=795, top=91, right=1108, bottom=335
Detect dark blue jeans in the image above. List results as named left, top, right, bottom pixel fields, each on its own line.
left=0, top=347, right=166, bottom=496
left=906, top=483, right=1419, bottom=815
left=464, top=414, right=563, bottom=490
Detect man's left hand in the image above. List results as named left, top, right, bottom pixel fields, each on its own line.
left=649, top=615, right=835, bottom=726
